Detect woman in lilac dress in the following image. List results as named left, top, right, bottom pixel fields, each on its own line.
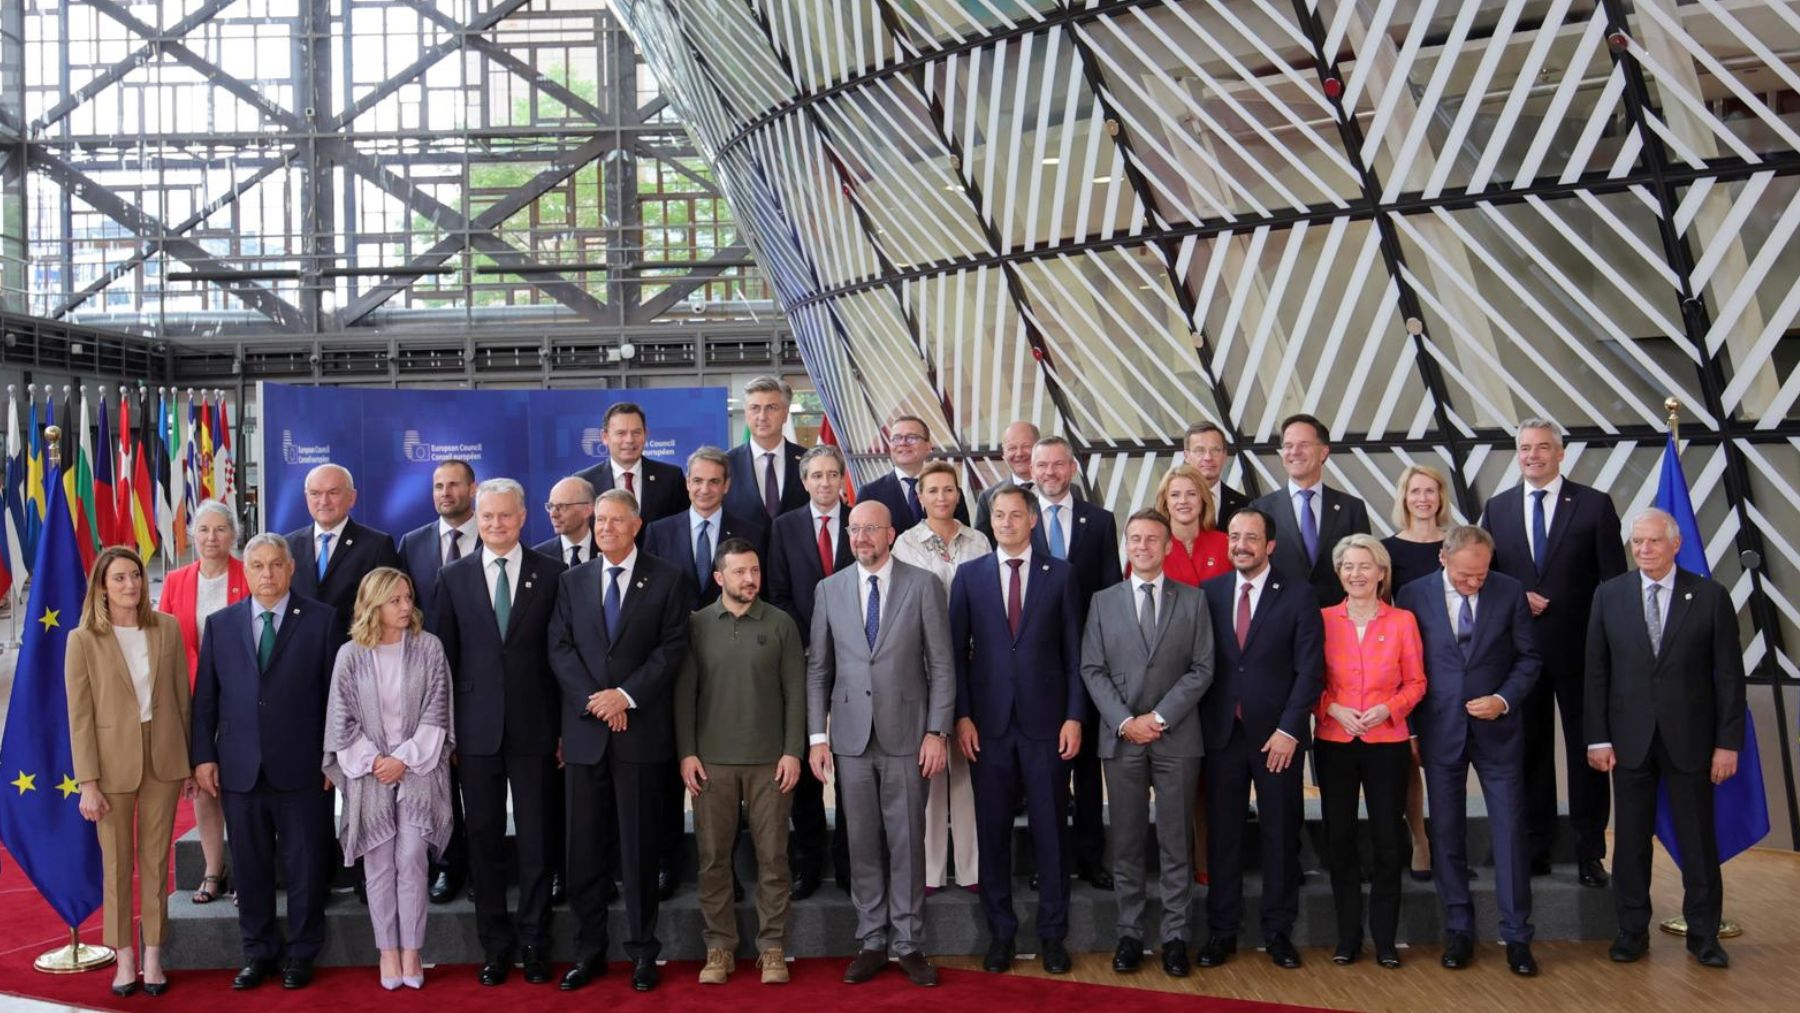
left=323, top=567, right=455, bottom=990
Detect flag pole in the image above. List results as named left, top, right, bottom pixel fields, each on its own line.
left=29, top=423, right=116, bottom=974
left=1656, top=395, right=1744, bottom=941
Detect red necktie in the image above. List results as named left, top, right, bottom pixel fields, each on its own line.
left=623, top=470, right=635, bottom=495
left=1236, top=581, right=1252, bottom=648
left=817, top=515, right=835, bottom=576
left=1006, top=558, right=1023, bottom=637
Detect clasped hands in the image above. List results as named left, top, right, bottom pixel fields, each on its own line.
left=1326, top=702, right=1392, bottom=738
left=586, top=687, right=631, bottom=731
left=1120, top=714, right=1162, bottom=745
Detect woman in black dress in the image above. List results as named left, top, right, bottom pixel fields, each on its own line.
left=1382, top=464, right=1453, bottom=880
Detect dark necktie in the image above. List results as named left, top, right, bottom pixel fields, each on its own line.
left=1235, top=581, right=1252, bottom=649
left=763, top=452, right=780, bottom=518
left=445, top=529, right=462, bottom=563
left=817, top=515, right=835, bottom=576
left=695, top=518, right=712, bottom=590
left=1645, top=583, right=1663, bottom=657
left=493, top=557, right=512, bottom=635
left=623, top=470, right=635, bottom=495
left=1530, top=489, right=1548, bottom=574
left=1138, top=583, right=1157, bottom=647
left=257, top=611, right=276, bottom=673
left=865, top=574, right=881, bottom=649
left=1006, top=558, right=1023, bottom=637
left=604, top=566, right=623, bottom=640
left=569, top=543, right=583, bottom=568
left=1298, top=488, right=1319, bottom=563
left=1457, top=593, right=1475, bottom=658
left=903, top=477, right=921, bottom=525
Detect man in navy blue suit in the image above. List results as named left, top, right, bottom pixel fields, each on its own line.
left=548, top=489, right=691, bottom=994
left=949, top=484, right=1085, bottom=975
left=1480, top=418, right=1624, bottom=886
left=1029, top=435, right=1119, bottom=889
left=855, top=414, right=968, bottom=535
left=726, top=376, right=810, bottom=522
left=190, top=533, right=339, bottom=991
left=765, top=443, right=855, bottom=898
left=1247, top=414, right=1371, bottom=608
left=573, top=402, right=690, bottom=533
left=1396, top=525, right=1541, bottom=976
left=285, top=463, right=403, bottom=647
left=1197, top=506, right=1322, bottom=971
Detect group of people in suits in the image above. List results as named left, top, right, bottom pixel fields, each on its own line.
left=58, top=388, right=1748, bottom=996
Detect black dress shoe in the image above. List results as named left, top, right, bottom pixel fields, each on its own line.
left=1507, top=941, right=1538, bottom=976
left=844, top=947, right=888, bottom=983
left=1689, top=937, right=1729, bottom=968
left=560, top=959, right=604, bottom=990
left=1080, top=863, right=1115, bottom=890
left=791, top=870, right=821, bottom=900
left=1441, top=932, right=1474, bottom=969
left=657, top=867, right=678, bottom=900
left=1112, top=936, right=1144, bottom=973
left=522, top=945, right=551, bottom=984
left=982, top=938, right=1014, bottom=972
left=1041, top=939, right=1071, bottom=974
left=428, top=868, right=455, bottom=904
left=281, top=958, right=314, bottom=989
left=1266, top=933, right=1301, bottom=969
left=232, top=959, right=278, bottom=990
left=1333, top=939, right=1362, bottom=965
left=1162, top=939, right=1190, bottom=978
left=1529, top=856, right=1553, bottom=877
left=549, top=872, right=566, bottom=906
left=1609, top=932, right=1649, bottom=962
left=897, top=952, right=938, bottom=987
left=1578, top=859, right=1610, bottom=888
left=111, top=981, right=140, bottom=997
left=479, top=955, right=510, bottom=986
left=1375, top=945, right=1401, bottom=969
left=1197, top=935, right=1237, bottom=967
left=631, top=957, right=660, bottom=991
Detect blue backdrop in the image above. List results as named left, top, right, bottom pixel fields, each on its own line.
left=260, top=383, right=728, bottom=545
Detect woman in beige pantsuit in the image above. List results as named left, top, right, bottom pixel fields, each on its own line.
left=66, top=546, right=193, bottom=997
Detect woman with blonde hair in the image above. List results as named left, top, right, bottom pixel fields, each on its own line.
left=1153, top=462, right=1231, bottom=587
left=66, top=547, right=193, bottom=996
left=1381, top=464, right=1453, bottom=882
left=323, top=567, right=455, bottom=990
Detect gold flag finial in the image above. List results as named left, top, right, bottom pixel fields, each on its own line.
left=1665, top=397, right=1681, bottom=440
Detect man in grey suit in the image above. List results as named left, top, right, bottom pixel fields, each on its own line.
left=1081, top=508, right=1215, bottom=979
left=807, top=500, right=954, bottom=988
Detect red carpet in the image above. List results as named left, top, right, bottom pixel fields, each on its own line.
left=3, top=799, right=1324, bottom=1010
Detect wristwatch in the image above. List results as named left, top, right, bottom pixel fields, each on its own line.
left=927, top=730, right=948, bottom=739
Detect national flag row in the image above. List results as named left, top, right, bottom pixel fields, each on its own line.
left=0, top=385, right=237, bottom=598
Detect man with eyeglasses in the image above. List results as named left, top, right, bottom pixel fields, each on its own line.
left=855, top=414, right=968, bottom=536
left=1184, top=422, right=1248, bottom=522
left=727, top=376, right=810, bottom=522
left=1248, top=414, right=1371, bottom=607
left=535, top=476, right=598, bottom=568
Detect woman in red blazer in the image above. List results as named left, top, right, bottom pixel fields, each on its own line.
left=154, top=500, right=248, bottom=904
left=1315, top=534, right=1426, bottom=969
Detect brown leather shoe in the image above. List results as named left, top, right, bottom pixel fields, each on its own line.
left=896, top=952, right=938, bottom=987
left=844, top=948, right=888, bottom=984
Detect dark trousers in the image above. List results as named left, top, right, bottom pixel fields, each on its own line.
left=1523, top=665, right=1609, bottom=863
left=1423, top=726, right=1533, bottom=943
left=1315, top=738, right=1410, bottom=949
left=790, top=761, right=837, bottom=879
left=432, top=762, right=466, bottom=880
left=972, top=730, right=1069, bottom=942
left=567, top=754, right=664, bottom=962
left=462, top=751, right=555, bottom=957
left=1067, top=716, right=1105, bottom=869
left=1612, top=733, right=1722, bottom=939
left=660, top=765, right=686, bottom=878
left=222, top=776, right=332, bottom=962
left=1205, top=722, right=1305, bottom=940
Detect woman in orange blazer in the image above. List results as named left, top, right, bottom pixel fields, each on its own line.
left=154, top=499, right=247, bottom=904
left=67, top=546, right=193, bottom=997
left=1315, top=534, right=1426, bottom=970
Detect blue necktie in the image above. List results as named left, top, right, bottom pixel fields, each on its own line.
left=694, top=518, right=712, bottom=591
left=603, top=566, right=623, bottom=640
left=864, top=574, right=881, bottom=649
left=1046, top=504, right=1067, bottom=560
left=1298, top=489, right=1318, bottom=563
left=316, top=532, right=333, bottom=581
left=1457, top=594, right=1475, bottom=659
left=902, top=477, right=921, bottom=525
left=1530, top=489, right=1548, bottom=575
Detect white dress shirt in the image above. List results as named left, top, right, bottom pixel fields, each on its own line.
left=689, top=506, right=722, bottom=562
left=611, top=459, right=643, bottom=492
left=751, top=438, right=786, bottom=504
left=439, top=517, right=479, bottom=563
left=557, top=533, right=596, bottom=566
left=996, top=545, right=1033, bottom=605
left=1286, top=480, right=1323, bottom=536
left=1441, top=571, right=1510, bottom=712
left=1521, top=473, right=1565, bottom=560
left=482, top=543, right=525, bottom=609
left=314, top=518, right=349, bottom=565
left=1037, top=491, right=1076, bottom=557
left=812, top=505, right=841, bottom=556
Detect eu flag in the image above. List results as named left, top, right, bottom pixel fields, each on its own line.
left=1652, top=434, right=1770, bottom=867
left=0, top=463, right=103, bottom=926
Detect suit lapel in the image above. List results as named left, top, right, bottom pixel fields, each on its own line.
left=1147, top=580, right=1180, bottom=655
left=1540, top=485, right=1579, bottom=570
left=1014, top=558, right=1052, bottom=644
left=269, top=601, right=307, bottom=667
left=609, top=564, right=652, bottom=654
left=100, top=627, right=136, bottom=702
left=503, top=558, right=539, bottom=642
left=870, top=567, right=904, bottom=657
left=1657, top=571, right=1695, bottom=659
left=1240, top=577, right=1281, bottom=653
left=321, top=521, right=358, bottom=584
left=1495, top=485, right=1528, bottom=558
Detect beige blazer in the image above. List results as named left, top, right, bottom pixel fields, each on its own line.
left=65, top=612, right=192, bottom=793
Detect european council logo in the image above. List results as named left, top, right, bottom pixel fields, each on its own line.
left=281, top=429, right=300, bottom=464
left=579, top=428, right=608, bottom=458
left=401, top=430, right=432, bottom=462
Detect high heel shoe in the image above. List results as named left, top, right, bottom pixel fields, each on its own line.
left=111, top=980, right=140, bottom=997
left=143, top=978, right=171, bottom=997
left=402, top=975, right=424, bottom=989
left=380, top=976, right=402, bottom=991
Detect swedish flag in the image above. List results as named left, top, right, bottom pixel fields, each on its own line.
left=0, top=461, right=103, bottom=925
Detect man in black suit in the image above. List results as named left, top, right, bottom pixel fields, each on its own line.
left=1030, top=434, right=1119, bottom=889
left=1248, top=414, right=1370, bottom=607
left=766, top=443, right=854, bottom=898
left=727, top=375, right=809, bottom=522
left=190, top=534, right=338, bottom=991
left=573, top=401, right=689, bottom=531
left=432, top=478, right=566, bottom=987
left=535, top=476, right=597, bottom=567
left=395, top=458, right=477, bottom=903
left=1184, top=421, right=1248, bottom=521
left=1196, top=506, right=1323, bottom=971
left=856, top=413, right=968, bottom=535
left=548, top=489, right=691, bottom=993
left=1481, top=418, right=1625, bottom=885
left=642, top=445, right=768, bottom=895
left=284, top=463, right=404, bottom=647
left=1586, top=509, right=1744, bottom=969
left=971, top=420, right=1039, bottom=542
